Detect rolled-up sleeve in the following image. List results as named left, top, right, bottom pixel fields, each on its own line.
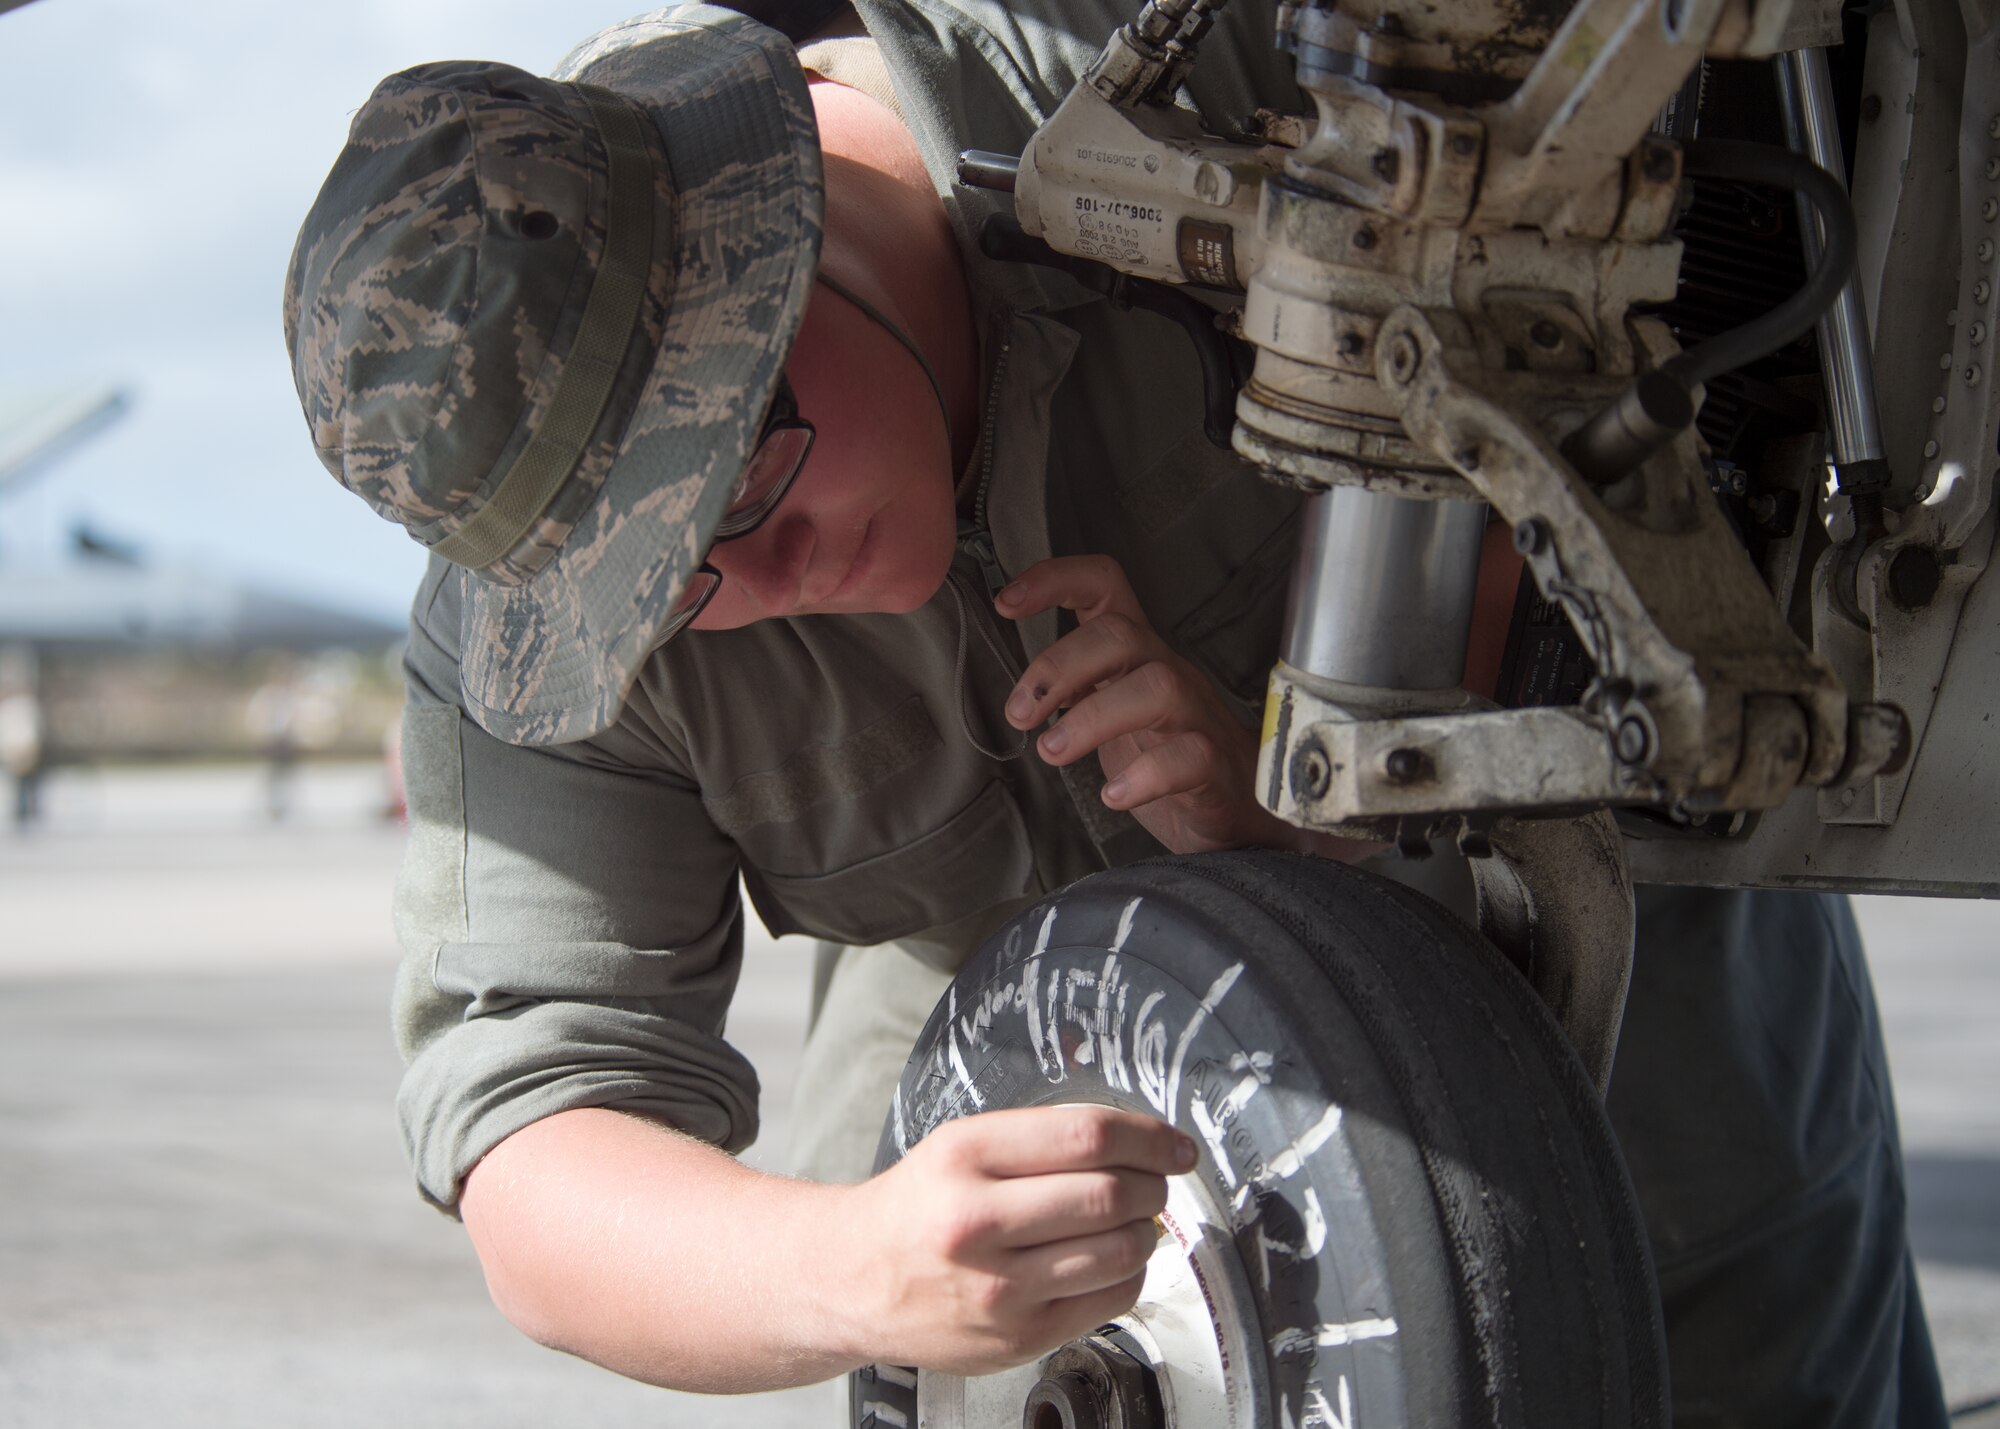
left=391, top=566, right=756, bottom=1214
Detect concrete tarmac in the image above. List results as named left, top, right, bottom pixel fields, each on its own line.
left=1, top=762, right=1995, bottom=1426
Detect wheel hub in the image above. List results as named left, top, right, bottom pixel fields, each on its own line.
left=1020, top=1331, right=1162, bottom=1429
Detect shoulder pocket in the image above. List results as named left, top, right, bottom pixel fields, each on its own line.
left=746, top=780, right=1039, bottom=946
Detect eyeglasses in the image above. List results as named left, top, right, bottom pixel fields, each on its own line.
left=655, top=375, right=815, bottom=646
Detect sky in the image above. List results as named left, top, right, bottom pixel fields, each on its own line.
left=0, top=0, right=649, bottom=623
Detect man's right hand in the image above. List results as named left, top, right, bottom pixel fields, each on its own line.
left=835, top=1105, right=1198, bottom=1375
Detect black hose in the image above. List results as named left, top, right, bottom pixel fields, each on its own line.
left=1567, top=138, right=1858, bottom=482
left=1664, top=138, right=1858, bottom=389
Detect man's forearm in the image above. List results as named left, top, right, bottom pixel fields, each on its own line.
left=461, top=1107, right=865, bottom=1393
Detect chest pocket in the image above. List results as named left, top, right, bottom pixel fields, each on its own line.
left=747, top=779, right=1039, bottom=948
left=702, top=693, right=1042, bottom=948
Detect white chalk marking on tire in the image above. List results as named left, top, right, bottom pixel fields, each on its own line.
left=1112, top=895, right=1143, bottom=951
left=1270, top=1317, right=1398, bottom=1357
left=946, top=984, right=984, bottom=1110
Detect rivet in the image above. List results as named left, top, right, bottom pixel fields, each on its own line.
left=1982, top=197, right=1996, bottom=221
left=1352, top=226, right=1378, bottom=251
left=1978, top=280, right=1993, bottom=303
left=1967, top=363, right=1983, bottom=385
left=1987, top=157, right=2000, bottom=180
left=1933, top=396, right=1948, bottom=413
left=1949, top=309, right=1961, bottom=326
left=1530, top=319, right=1564, bottom=349
left=1924, top=439, right=1940, bottom=457
left=1989, top=114, right=2000, bottom=138
left=1941, top=351, right=1956, bottom=369
left=1974, top=322, right=1987, bottom=345
left=1982, top=239, right=1996, bottom=262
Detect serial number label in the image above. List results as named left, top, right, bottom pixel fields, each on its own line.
left=1074, top=195, right=1163, bottom=223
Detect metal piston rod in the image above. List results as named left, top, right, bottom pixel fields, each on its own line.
left=1282, top=488, right=1487, bottom=691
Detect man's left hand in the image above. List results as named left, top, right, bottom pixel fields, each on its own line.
left=995, top=554, right=1300, bottom=856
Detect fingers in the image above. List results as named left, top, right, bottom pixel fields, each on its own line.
left=982, top=1168, right=1170, bottom=1248
left=1004, top=613, right=1163, bottom=732
left=1032, top=662, right=1212, bottom=769
left=994, top=554, right=1143, bottom=626
left=1034, top=1268, right=1152, bottom=1352
left=939, top=1105, right=1196, bottom=1180
left=1008, top=1219, right=1161, bottom=1302
left=1100, top=732, right=1245, bottom=812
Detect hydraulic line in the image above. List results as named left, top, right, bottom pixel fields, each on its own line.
left=1565, top=139, right=1858, bottom=481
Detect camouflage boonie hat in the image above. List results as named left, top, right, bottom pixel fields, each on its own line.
left=283, top=5, right=822, bottom=745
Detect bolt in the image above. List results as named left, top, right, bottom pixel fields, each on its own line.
left=1383, top=747, right=1432, bottom=784
left=1371, top=147, right=1401, bottom=183
left=1513, top=517, right=1550, bottom=556
left=1860, top=94, right=1882, bottom=122
left=1295, top=743, right=1333, bottom=801
left=1968, top=363, right=1983, bottom=386
left=1450, top=132, right=1479, bottom=157
left=1888, top=545, right=1943, bottom=610
left=1352, top=226, right=1378, bottom=251
left=1386, top=333, right=1420, bottom=383
left=1529, top=319, right=1564, bottom=350
left=1642, top=143, right=1678, bottom=183
left=1338, top=330, right=1366, bottom=358
left=1924, top=439, right=1940, bottom=458
left=1615, top=715, right=1653, bottom=766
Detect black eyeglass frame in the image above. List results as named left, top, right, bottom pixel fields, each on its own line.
left=654, top=376, right=815, bottom=647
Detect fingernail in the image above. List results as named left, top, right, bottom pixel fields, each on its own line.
left=1174, top=1132, right=1199, bottom=1169
left=1040, top=722, right=1069, bottom=756
left=996, top=582, right=1023, bottom=608
left=1006, top=687, right=1034, bottom=722
left=1102, top=776, right=1128, bottom=806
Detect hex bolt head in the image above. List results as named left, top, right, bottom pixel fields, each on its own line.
left=1614, top=715, right=1653, bottom=766
left=1383, top=747, right=1432, bottom=785
left=1529, top=319, right=1563, bottom=350
left=1513, top=517, right=1550, bottom=556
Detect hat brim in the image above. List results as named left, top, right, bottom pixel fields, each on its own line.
left=457, top=5, right=823, bottom=745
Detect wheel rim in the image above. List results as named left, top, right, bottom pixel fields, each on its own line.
left=917, top=1171, right=1268, bottom=1428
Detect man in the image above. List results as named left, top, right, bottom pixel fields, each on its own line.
left=285, top=2, right=1946, bottom=1421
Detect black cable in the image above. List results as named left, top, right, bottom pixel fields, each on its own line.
left=1567, top=139, right=1858, bottom=481
left=1665, top=138, right=1858, bottom=389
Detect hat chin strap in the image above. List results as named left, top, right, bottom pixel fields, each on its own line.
left=431, top=83, right=657, bottom=572
left=813, top=270, right=954, bottom=457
